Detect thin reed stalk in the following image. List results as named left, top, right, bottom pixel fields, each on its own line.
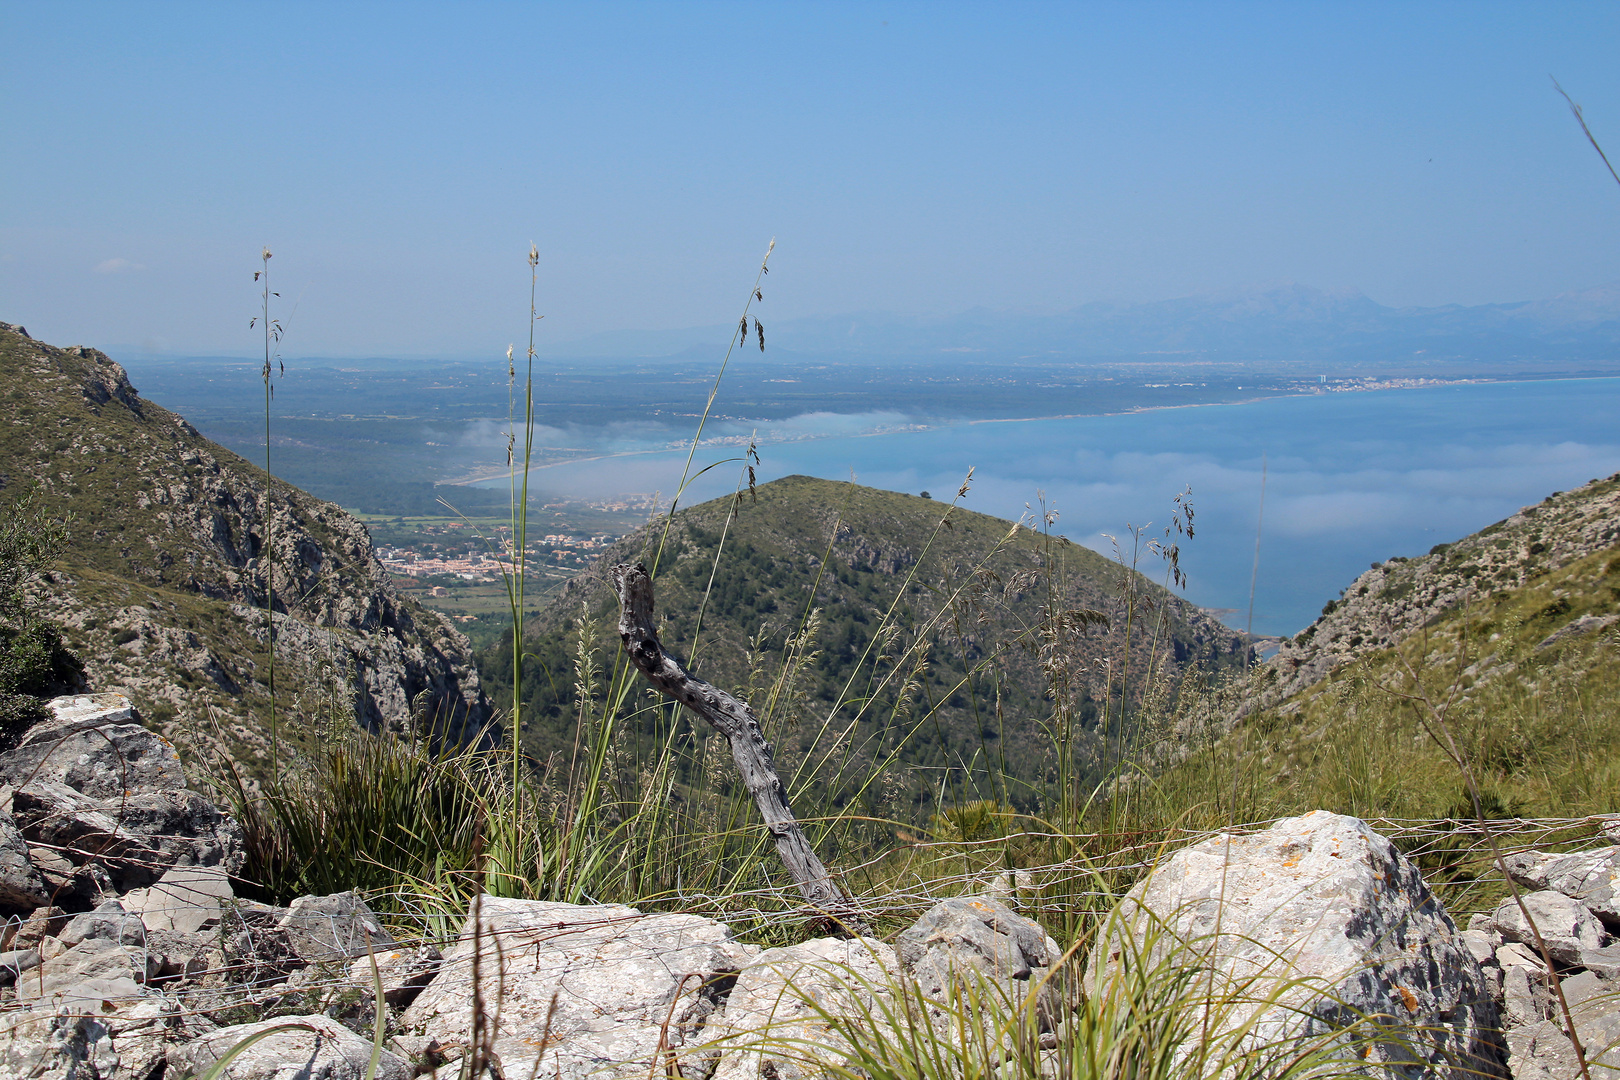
left=250, top=247, right=283, bottom=772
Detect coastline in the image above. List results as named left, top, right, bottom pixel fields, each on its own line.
left=443, top=373, right=1534, bottom=488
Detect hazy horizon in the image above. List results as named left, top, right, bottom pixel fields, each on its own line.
left=65, top=276, right=1620, bottom=367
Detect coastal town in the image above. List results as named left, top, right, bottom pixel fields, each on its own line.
left=377, top=526, right=622, bottom=583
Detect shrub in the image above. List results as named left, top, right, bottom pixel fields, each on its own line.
left=0, top=489, right=83, bottom=746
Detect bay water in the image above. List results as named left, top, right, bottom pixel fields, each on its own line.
left=497, top=377, right=1620, bottom=637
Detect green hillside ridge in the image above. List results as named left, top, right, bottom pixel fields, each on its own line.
left=1261, top=472, right=1620, bottom=709
left=1125, top=473, right=1620, bottom=905
left=0, top=322, right=493, bottom=777
left=479, top=475, right=1250, bottom=823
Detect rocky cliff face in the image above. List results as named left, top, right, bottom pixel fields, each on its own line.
left=1258, top=472, right=1620, bottom=709
left=0, top=322, right=493, bottom=777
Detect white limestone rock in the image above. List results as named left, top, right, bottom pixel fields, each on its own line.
left=0, top=998, right=208, bottom=1080
left=278, top=891, right=394, bottom=963
left=1503, top=970, right=1620, bottom=1080
left=346, top=942, right=442, bottom=1009
left=122, top=863, right=232, bottom=935
left=1097, top=809, right=1507, bottom=1078
left=1480, top=891, right=1608, bottom=967
left=0, top=793, right=50, bottom=911
left=897, top=894, right=1063, bottom=1022
left=169, top=1014, right=411, bottom=1080
left=401, top=896, right=755, bottom=1080
left=705, top=936, right=900, bottom=1080
left=1502, top=846, right=1620, bottom=928
left=1, top=695, right=188, bottom=798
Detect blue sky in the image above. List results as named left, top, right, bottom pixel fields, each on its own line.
left=5, top=2, right=1620, bottom=358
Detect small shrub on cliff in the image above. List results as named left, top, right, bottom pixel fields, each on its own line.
left=0, top=488, right=83, bottom=743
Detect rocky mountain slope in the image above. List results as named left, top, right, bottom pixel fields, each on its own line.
left=0, top=322, right=492, bottom=777
left=1260, top=472, right=1620, bottom=710
left=1141, top=473, right=1620, bottom=830
left=481, top=475, right=1249, bottom=812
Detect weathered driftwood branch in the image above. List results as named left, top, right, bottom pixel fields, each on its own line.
left=610, top=562, right=856, bottom=920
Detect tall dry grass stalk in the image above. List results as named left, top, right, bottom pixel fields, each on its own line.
left=250, top=247, right=284, bottom=772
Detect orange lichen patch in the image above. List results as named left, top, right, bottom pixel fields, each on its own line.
left=970, top=900, right=992, bottom=912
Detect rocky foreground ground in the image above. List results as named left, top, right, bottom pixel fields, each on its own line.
left=0, top=694, right=1614, bottom=1079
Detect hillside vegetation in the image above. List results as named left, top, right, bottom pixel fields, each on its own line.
left=479, top=475, right=1249, bottom=826
left=1263, top=473, right=1620, bottom=705
left=1108, top=473, right=1620, bottom=909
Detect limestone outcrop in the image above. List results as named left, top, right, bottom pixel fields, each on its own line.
left=0, top=321, right=495, bottom=777
left=1099, top=810, right=1509, bottom=1078
left=1467, top=839, right=1620, bottom=1080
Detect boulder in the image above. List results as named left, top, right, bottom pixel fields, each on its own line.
left=1502, top=846, right=1620, bottom=928
left=0, top=948, right=42, bottom=985
left=0, top=694, right=188, bottom=798
left=401, top=896, right=754, bottom=1080
left=0, top=795, right=51, bottom=910
left=279, top=891, right=394, bottom=963
left=0, top=998, right=211, bottom=1080
left=1579, top=944, right=1620, bottom=980
left=1503, top=970, right=1620, bottom=1080
left=16, top=936, right=153, bottom=1002
left=1459, top=927, right=1499, bottom=965
left=25, top=844, right=99, bottom=906
left=12, top=780, right=243, bottom=895
left=1498, top=954, right=1555, bottom=1028
left=57, top=898, right=146, bottom=948
left=346, top=942, right=442, bottom=1009
left=1098, top=810, right=1507, bottom=1079
left=706, top=936, right=900, bottom=1080
left=168, top=1014, right=412, bottom=1080
left=897, top=895, right=1063, bottom=1019
left=144, top=927, right=215, bottom=982
left=0, top=1013, right=124, bottom=1080
left=122, top=862, right=233, bottom=934
left=7, top=906, right=69, bottom=951
left=1480, top=891, right=1608, bottom=967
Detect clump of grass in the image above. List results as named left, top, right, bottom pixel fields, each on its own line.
left=749, top=905, right=1381, bottom=1080
left=226, top=722, right=500, bottom=909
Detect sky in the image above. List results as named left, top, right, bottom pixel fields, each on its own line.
left=5, top=2, right=1620, bottom=359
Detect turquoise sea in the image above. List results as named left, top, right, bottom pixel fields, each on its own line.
left=498, top=378, right=1620, bottom=637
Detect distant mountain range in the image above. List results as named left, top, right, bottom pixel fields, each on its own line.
left=548, top=283, right=1620, bottom=369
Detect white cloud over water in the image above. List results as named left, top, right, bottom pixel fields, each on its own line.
left=478, top=386, right=1620, bottom=635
